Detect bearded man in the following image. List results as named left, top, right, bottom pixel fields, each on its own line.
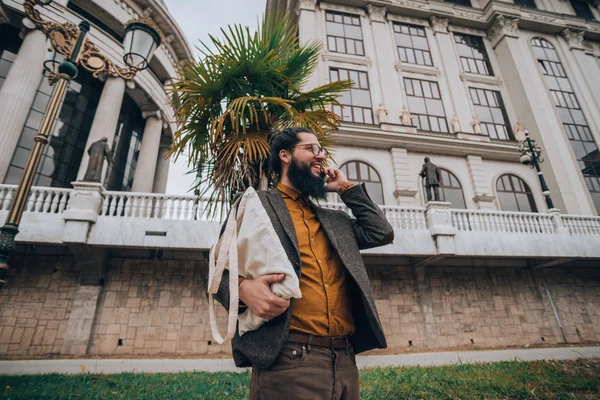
left=214, top=127, right=394, bottom=399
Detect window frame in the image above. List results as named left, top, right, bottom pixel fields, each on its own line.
left=469, top=87, right=514, bottom=140
left=496, top=174, right=538, bottom=213
left=454, top=33, right=495, bottom=76
left=404, top=77, right=449, bottom=133
left=422, top=168, right=467, bottom=209
left=325, top=10, right=365, bottom=57
left=393, top=22, right=434, bottom=67
left=340, top=160, right=384, bottom=205
left=330, top=67, right=374, bottom=124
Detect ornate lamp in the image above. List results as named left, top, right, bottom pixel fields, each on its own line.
left=518, top=130, right=555, bottom=210
left=0, top=0, right=163, bottom=289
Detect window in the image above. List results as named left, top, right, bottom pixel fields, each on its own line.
left=532, top=38, right=600, bottom=214
left=104, top=94, right=145, bottom=191
left=422, top=168, right=466, bottom=208
left=0, top=25, right=22, bottom=91
left=514, top=0, right=537, bottom=8
left=330, top=68, right=373, bottom=124
left=393, top=23, right=433, bottom=66
left=325, top=11, right=364, bottom=56
left=340, top=161, right=384, bottom=204
left=570, top=0, right=595, bottom=20
left=469, top=88, right=513, bottom=140
left=496, top=175, right=537, bottom=212
left=4, top=67, right=103, bottom=188
left=404, top=78, right=449, bottom=133
left=67, top=2, right=124, bottom=43
left=444, top=0, right=472, bottom=7
left=454, top=33, right=494, bottom=76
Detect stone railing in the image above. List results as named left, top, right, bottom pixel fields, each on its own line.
left=451, top=209, right=556, bottom=234
left=102, top=191, right=206, bottom=220
left=0, top=184, right=72, bottom=214
left=562, top=215, right=600, bottom=236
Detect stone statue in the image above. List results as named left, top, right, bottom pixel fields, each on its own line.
left=83, top=137, right=114, bottom=182
left=514, top=122, right=526, bottom=140
left=419, top=157, right=441, bottom=202
left=451, top=113, right=461, bottom=133
left=376, top=103, right=388, bottom=124
left=471, top=116, right=482, bottom=135
left=400, top=106, right=412, bottom=126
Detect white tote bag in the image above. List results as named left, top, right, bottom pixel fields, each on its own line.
left=207, top=187, right=302, bottom=344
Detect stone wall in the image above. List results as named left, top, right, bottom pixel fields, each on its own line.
left=0, top=255, right=79, bottom=356
left=88, top=258, right=230, bottom=357
left=1, top=256, right=599, bottom=358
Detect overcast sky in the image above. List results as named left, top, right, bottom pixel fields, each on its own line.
left=164, top=0, right=266, bottom=194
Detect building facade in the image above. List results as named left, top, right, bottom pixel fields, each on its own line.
left=1, top=0, right=600, bottom=359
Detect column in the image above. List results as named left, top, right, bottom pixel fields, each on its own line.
left=0, top=28, right=47, bottom=181
left=390, top=148, right=418, bottom=205
left=488, top=15, right=592, bottom=215
left=560, top=29, right=600, bottom=128
left=152, top=141, right=171, bottom=193
left=429, top=16, right=473, bottom=134
left=367, top=5, right=404, bottom=122
left=296, top=0, right=319, bottom=91
left=131, top=111, right=163, bottom=192
left=466, top=155, right=496, bottom=210
left=76, top=77, right=126, bottom=182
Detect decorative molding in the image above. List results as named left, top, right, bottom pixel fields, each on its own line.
left=322, top=53, right=372, bottom=67
left=429, top=16, right=448, bottom=34
left=393, top=189, right=418, bottom=198
left=391, top=0, right=428, bottom=10
left=318, top=2, right=366, bottom=16
left=487, top=15, right=520, bottom=48
left=448, top=25, right=486, bottom=37
left=395, top=63, right=441, bottom=78
left=473, top=194, right=496, bottom=203
left=456, top=132, right=491, bottom=143
left=296, top=0, right=317, bottom=12
left=583, top=40, right=599, bottom=56
left=142, top=110, right=162, bottom=121
left=366, top=4, right=387, bottom=23
left=561, top=28, right=586, bottom=51
left=387, top=13, right=429, bottom=27
left=460, top=73, right=503, bottom=87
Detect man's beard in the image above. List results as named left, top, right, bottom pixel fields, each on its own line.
left=287, top=157, right=327, bottom=200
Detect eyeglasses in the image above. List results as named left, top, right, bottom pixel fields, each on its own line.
left=296, top=143, right=328, bottom=157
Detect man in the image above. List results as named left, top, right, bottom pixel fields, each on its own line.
left=214, top=127, right=394, bottom=399
left=419, top=157, right=441, bottom=202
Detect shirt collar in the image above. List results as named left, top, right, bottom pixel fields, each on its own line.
left=278, top=183, right=302, bottom=201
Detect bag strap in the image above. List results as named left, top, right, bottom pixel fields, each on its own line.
left=207, top=190, right=251, bottom=344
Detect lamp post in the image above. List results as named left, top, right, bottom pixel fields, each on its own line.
left=0, top=0, right=162, bottom=288
left=518, top=130, right=555, bottom=210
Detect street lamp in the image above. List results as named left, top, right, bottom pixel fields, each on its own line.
left=0, top=0, right=162, bottom=288
left=518, top=130, right=555, bottom=210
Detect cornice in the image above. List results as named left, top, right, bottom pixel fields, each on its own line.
left=323, top=53, right=373, bottom=67
left=460, top=72, right=503, bottom=86
left=395, top=63, right=441, bottom=78
left=333, top=123, right=520, bottom=162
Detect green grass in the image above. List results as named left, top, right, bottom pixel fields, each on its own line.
left=0, top=359, right=598, bottom=399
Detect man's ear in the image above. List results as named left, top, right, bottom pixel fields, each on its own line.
left=279, top=149, right=291, bottom=166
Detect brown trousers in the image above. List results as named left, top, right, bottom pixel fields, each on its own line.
left=249, top=341, right=360, bottom=400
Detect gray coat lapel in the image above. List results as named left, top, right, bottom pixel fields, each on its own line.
left=266, top=190, right=299, bottom=256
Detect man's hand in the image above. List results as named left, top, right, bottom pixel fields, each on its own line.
left=323, top=168, right=351, bottom=193
left=239, top=274, right=290, bottom=320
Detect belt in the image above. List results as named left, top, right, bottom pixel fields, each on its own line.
left=287, top=332, right=350, bottom=350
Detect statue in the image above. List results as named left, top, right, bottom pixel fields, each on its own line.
left=376, top=103, right=388, bottom=124
left=514, top=122, right=526, bottom=140
left=419, top=157, right=441, bottom=202
left=83, top=137, right=114, bottom=182
left=400, top=106, right=412, bottom=126
left=471, top=116, right=481, bottom=135
left=451, top=113, right=461, bottom=133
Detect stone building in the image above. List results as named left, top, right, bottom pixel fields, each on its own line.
left=1, top=0, right=600, bottom=359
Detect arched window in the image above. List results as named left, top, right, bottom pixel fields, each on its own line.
left=422, top=168, right=467, bottom=208
left=496, top=175, right=538, bottom=212
left=532, top=38, right=600, bottom=214
left=340, top=161, right=384, bottom=204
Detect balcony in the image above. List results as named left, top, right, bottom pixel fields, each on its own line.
left=1, top=184, right=599, bottom=267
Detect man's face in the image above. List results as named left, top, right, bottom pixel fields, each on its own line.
left=284, top=132, right=327, bottom=199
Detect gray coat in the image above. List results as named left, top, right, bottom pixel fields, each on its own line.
left=214, top=183, right=394, bottom=370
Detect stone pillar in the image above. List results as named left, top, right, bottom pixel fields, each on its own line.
left=296, top=0, right=319, bottom=91
left=131, top=111, right=163, bottom=192
left=466, top=155, right=496, bottom=210
left=429, top=16, right=473, bottom=134
left=0, top=27, right=47, bottom=181
left=60, top=285, right=102, bottom=356
left=425, top=201, right=457, bottom=256
left=152, top=140, right=171, bottom=193
left=560, top=29, right=600, bottom=131
left=367, top=5, right=404, bottom=123
left=487, top=15, right=592, bottom=215
left=390, top=148, right=418, bottom=205
left=77, top=77, right=126, bottom=182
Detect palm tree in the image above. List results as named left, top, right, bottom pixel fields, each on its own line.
left=168, top=11, right=350, bottom=216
